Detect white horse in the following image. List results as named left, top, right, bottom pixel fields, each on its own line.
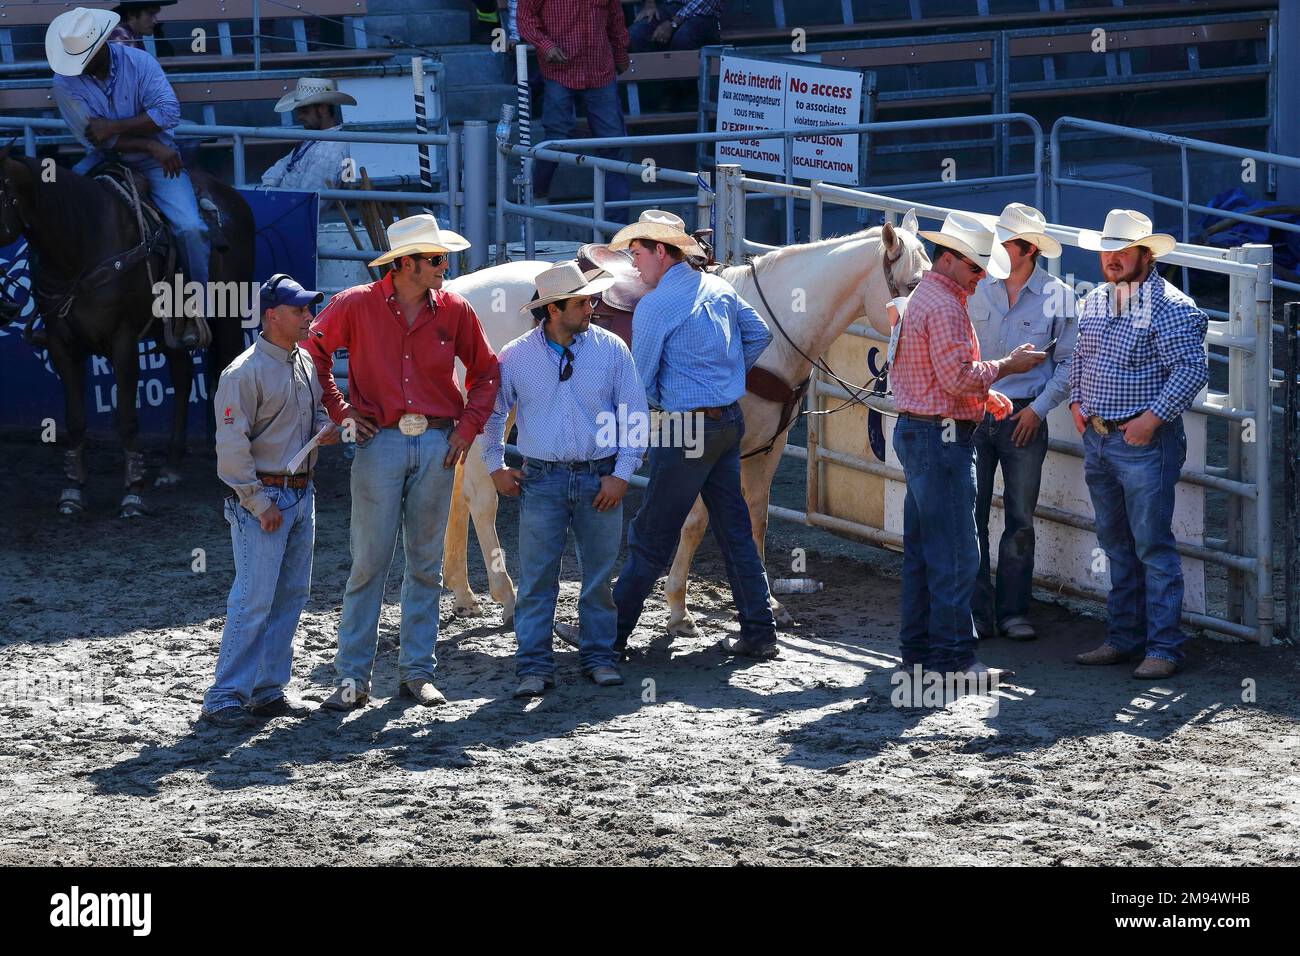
left=441, top=214, right=929, bottom=632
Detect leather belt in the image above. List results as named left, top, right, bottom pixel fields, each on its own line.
left=1088, top=413, right=1140, bottom=435
left=258, top=472, right=310, bottom=489
left=382, top=415, right=454, bottom=431
left=899, top=412, right=980, bottom=427
left=692, top=406, right=725, bottom=420
left=524, top=456, right=616, bottom=473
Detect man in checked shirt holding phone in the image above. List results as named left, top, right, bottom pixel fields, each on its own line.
left=889, top=212, right=1047, bottom=687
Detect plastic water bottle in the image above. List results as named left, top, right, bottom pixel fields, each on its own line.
left=770, top=578, right=823, bottom=595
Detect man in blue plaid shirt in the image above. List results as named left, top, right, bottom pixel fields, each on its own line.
left=1068, top=210, right=1208, bottom=680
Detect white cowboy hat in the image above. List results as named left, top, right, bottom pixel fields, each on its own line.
left=521, top=260, right=615, bottom=316
left=274, top=77, right=359, bottom=114
left=368, top=214, right=471, bottom=267
left=46, top=7, right=120, bottom=77
left=993, top=202, right=1062, bottom=259
left=918, top=211, right=1011, bottom=280
left=1078, top=209, right=1176, bottom=257
left=608, top=209, right=705, bottom=259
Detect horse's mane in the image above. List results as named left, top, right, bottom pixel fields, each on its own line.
left=722, top=226, right=884, bottom=285
left=8, top=154, right=109, bottom=232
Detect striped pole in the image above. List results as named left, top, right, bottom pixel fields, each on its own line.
left=515, top=43, right=531, bottom=159
left=411, top=57, right=433, bottom=215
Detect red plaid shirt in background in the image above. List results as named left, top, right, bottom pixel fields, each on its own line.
left=518, top=0, right=630, bottom=90
left=890, top=270, right=1001, bottom=422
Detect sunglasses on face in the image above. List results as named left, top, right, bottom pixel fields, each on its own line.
left=952, top=251, right=985, bottom=274
left=413, top=254, right=446, bottom=267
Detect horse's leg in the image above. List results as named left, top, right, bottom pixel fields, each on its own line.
left=155, top=345, right=191, bottom=488
left=48, top=339, right=88, bottom=515
left=741, top=451, right=791, bottom=626
left=664, top=496, right=708, bottom=638
left=464, top=450, right=517, bottom=628
left=111, top=333, right=147, bottom=517
left=441, top=462, right=480, bottom=617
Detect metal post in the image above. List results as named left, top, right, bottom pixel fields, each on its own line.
left=252, top=0, right=261, bottom=74
left=1225, top=246, right=1246, bottom=627
left=412, top=58, right=434, bottom=215
left=695, top=170, right=712, bottom=234
left=462, top=121, right=489, bottom=271
left=783, top=132, right=794, bottom=246
left=523, top=157, right=536, bottom=260
left=592, top=167, right=606, bottom=243
left=447, top=128, right=461, bottom=243
left=495, top=143, right=509, bottom=264
left=1285, top=300, right=1299, bottom=646
left=714, top=164, right=738, bottom=266
left=232, top=133, right=245, bottom=187
left=809, top=181, right=824, bottom=241
left=1180, top=145, right=1191, bottom=293
left=1243, top=243, right=1275, bottom=645
left=23, top=123, right=35, bottom=158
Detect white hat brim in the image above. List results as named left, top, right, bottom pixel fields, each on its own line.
left=994, top=225, right=1062, bottom=259
left=1077, top=230, right=1176, bottom=257
left=46, top=10, right=119, bottom=77
left=274, top=90, right=359, bottom=113
left=608, top=221, right=704, bottom=258
left=521, top=271, right=616, bottom=315
left=368, top=230, right=472, bottom=267
left=918, top=230, right=1011, bottom=280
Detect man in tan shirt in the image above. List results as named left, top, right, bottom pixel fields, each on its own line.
left=202, top=274, right=338, bottom=727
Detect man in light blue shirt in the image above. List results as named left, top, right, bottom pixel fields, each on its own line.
left=606, top=211, right=780, bottom=660
left=967, top=203, right=1077, bottom=642
left=48, top=7, right=208, bottom=347
left=483, top=261, right=649, bottom=697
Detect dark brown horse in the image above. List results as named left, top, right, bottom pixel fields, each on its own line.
left=0, top=149, right=253, bottom=516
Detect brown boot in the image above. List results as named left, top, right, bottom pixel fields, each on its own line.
left=399, top=679, right=447, bottom=707
left=1132, top=656, right=1178, bottom=679
left=1075, top=643, right=1132, bottom=666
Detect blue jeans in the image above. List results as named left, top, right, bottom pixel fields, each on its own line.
left=204, top=484, right=315, bottom=713
left=1083, top=418, right=1189, bottom=663
left=628, top=2, right=722, bottom=51
left=534, top=78, right=630, bottom=222
left=335, top=426, right=456, bottom=692
left=893, top=416, right=981, bottom=672
left=75, top=152, right=210, bottom=288
left=514, top=457, right=623, bottom=678
left=613, top=404, right=777, bottom=647
left=973, top=398, right=1048, bottom=628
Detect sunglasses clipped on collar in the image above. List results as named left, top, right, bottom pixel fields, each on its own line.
left=559, top=345, right=575, bottom=382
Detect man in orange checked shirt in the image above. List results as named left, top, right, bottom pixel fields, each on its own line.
left=890, top=212, right=1047, bottom=687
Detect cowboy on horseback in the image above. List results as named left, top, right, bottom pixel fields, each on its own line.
left=46, top=6, right=206, bottom=348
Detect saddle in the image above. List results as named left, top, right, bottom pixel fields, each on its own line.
left=92, top=161, right=230, bottom=253
left=576, top=231, right=807, bottom=458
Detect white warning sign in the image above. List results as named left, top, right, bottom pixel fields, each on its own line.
left=715, top=55, right=863, bottom=184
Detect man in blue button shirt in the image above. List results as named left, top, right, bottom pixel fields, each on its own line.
left=967, top=203, right=1077, bottom=642
left=607, top=211, right=780, bottom=660
left=1069, top=210, right=1208, bottom=680
left=483, top=261, right=649, bottom=697
left=47, top=7, right=208, bottom=347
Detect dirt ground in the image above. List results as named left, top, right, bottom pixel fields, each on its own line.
left=1, top=427, right=1298, bottom=867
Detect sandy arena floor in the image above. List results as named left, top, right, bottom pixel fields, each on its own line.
left=1, top=431, right=1298, bottom=866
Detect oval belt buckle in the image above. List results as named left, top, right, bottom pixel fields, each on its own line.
left=398, top=413, right=428, bottom=436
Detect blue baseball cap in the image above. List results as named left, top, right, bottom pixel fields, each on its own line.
left=260, top=274, right=323, bottom=315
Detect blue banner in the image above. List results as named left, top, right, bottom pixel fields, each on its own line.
left=0, top=188, right=318, bottom=438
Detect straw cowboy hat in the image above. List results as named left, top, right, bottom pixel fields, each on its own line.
left=993, top=202, right=1062, bottom=259
left=46, top=7, right=119, bottom=76
left=522, top=260, right=615, bottom=316
left=368, top=214, right=470, bottom=268
left=918, top=211, right=1011, bottom=279
left=1078, top=209, right=1176, bottom=257
left=274, top=77, right=359, bottom=114
left=608, top=210, right=705, bottom=259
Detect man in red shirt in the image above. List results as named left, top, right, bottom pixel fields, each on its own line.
left=891, top=212, right=1045, bottom=691
left=518, top=0, right=631, bottom=223
left=306, top=215, right=500, bottom=711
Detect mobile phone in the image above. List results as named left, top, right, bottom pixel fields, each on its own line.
left=1043, top=336, right=1058, bottom=353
